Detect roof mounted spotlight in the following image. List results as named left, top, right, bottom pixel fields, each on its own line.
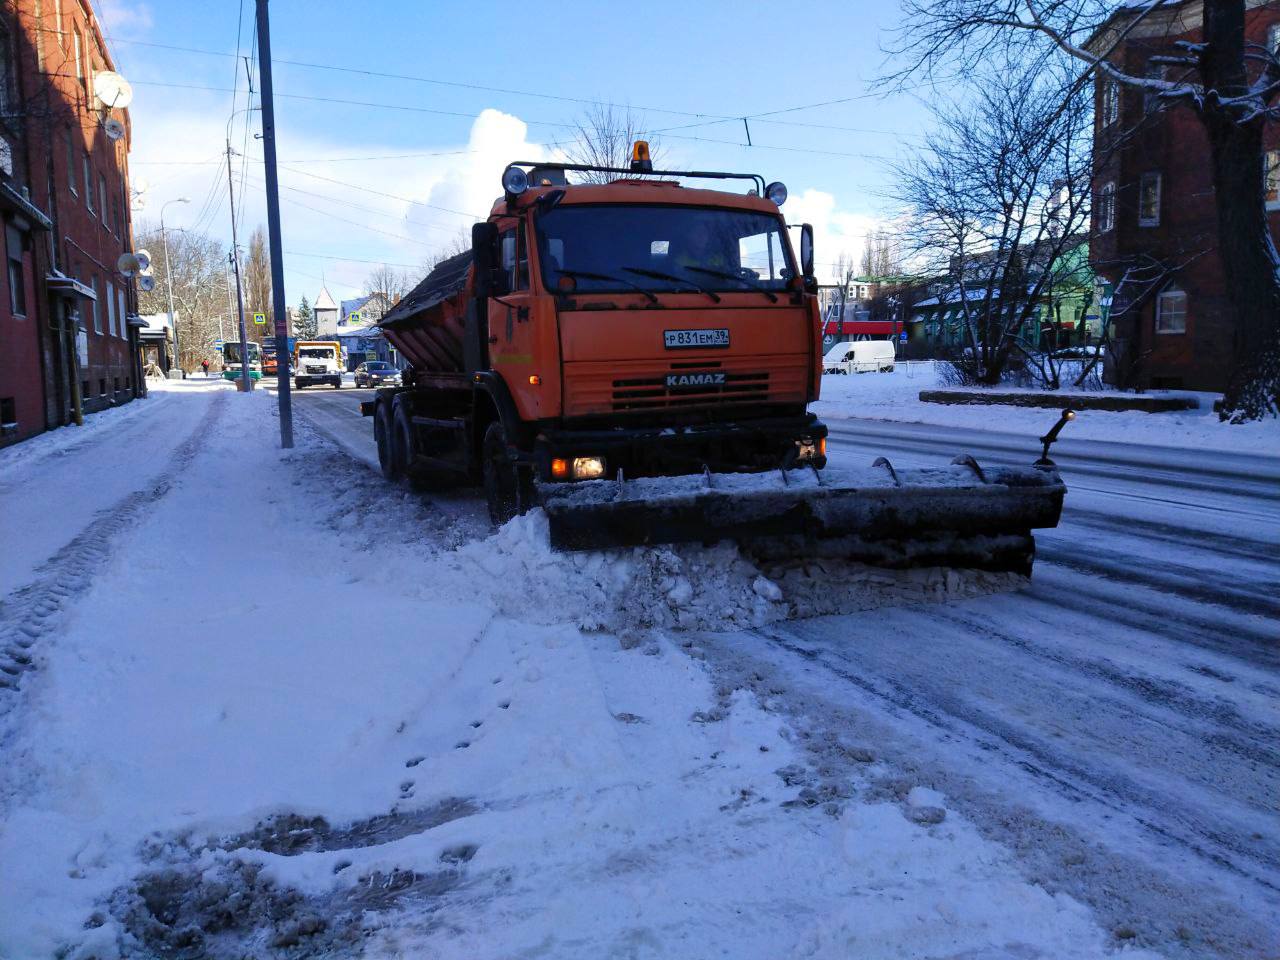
left=501, top=165, right=529, bottom=197
left=630, top=140, right=653, bottom=173
left=765, top=181, right=788, bottom=206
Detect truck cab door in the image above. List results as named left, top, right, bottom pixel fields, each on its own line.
left=489, top=221, right=541, bottom=418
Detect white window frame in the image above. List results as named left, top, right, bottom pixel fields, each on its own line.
left=1098, top=182, right=1116, bottom=233
left=1155, top=286, right=1187, bottom=335
left=1266, top=150, right=1280, bottom=212
left=107, top=279, right=116, bottom=337
left=1101, top=80, right=1120, bottom=127
left=1138, top=172, right=1162, bottom=227
left=83, top=153, right=93, bottom=213
left=90, top=275, right=101, bottom=334
left=117, top=286, right=126, bottom=337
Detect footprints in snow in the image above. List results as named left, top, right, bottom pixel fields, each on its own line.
left=399, top=678, right=511, bottom=773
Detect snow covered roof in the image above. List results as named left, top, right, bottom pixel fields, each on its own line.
left=314, top=285, right=337, bottom=310
left=138, top=312, right=174, bottom=332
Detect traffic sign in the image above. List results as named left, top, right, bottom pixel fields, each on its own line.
left=899, top=331, right=908, bottom=342
left=253, top=312, right=266, bottom=325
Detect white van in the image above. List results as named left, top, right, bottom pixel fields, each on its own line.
left=824, top=340, right=896, bottom=375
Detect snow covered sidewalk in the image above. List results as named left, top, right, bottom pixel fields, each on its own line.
left=1, top=388, right=1162, bottom=958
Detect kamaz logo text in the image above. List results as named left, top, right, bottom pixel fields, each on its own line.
left=665, top=372, right=727, bottom=390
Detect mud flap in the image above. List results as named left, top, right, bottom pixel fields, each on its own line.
left=539, top=460, right=1066, bottom=575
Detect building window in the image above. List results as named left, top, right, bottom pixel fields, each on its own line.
left=117, top=286, right=126, bottom=334
left=66, top=128, right=77, bottom=195
left=98, top=378, right=106, bottom=396
left=83, top=153, right=93, bottom=213
left=90, top=276, right=101, bottom=333
left=72, top=27, right=84, bottom=93
left=1138, top=172, right=1162, bottom=226
left=54, top=0, right=64, bottom=47
left=1155, top=286, right=1187, bottom=334
left=6, top=225, right=25, bottom=317
left=99, top=175, right=108, bottom=224
left=0, top=25, right=12, bottom=113
left=1101, top=79, right=1120, bottom=126
left=1269, top=23, right=1280, bottom=56
left=1097, top=182, right=1116, bottom=233
left=1266, top=151, right=1280, bottom=211
left=1143, top=65, right=1165, bottom=115
left=107, top=280, right=116, bottom=336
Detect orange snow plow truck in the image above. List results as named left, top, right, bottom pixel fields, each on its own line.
left=362, top=145, right=1065, bottom=574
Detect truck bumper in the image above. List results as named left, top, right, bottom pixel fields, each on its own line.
left=530, top=413, right=827, bottom=481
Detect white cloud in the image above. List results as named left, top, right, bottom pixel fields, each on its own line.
left=99, top=0, right=154, bottom=40
left=786, top=188, right=881, bottom=282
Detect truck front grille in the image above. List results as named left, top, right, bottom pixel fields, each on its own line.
left=611, top=363, right=769, bottom=411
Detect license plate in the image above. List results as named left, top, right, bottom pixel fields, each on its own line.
left=664, top=328, right=729, bottom=349
left=665, top=371, right=727, bottom=390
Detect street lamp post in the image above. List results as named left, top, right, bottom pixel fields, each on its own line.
left=160, top=197, right=189, bottom=372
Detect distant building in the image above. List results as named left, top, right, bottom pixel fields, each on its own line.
left=1087, top=0, right=1280, bottom=391
left=0, top=0, right=141, bottom=447
left=312, top=284, right=339, bottom=337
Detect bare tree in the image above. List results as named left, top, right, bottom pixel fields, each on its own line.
left=243, top=226, right=272, bottom=344
left=135, top=223, right=232, bottom=372
left=890, top=60, right=1095, bottom=385
left=363, top=264, right=415, bottom=305
left=887, top=0, right=1279, bottom=420
left=860, top=230, right=904, bottom=277
left=562, top=104, right=666, bottom=183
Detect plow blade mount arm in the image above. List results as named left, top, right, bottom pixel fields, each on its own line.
left=540, top=460, right=1066, bottom=576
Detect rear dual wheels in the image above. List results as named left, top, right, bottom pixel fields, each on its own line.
left=482, top=421, right=535, bottom=524
left=375, top=401, right=402, bottom=481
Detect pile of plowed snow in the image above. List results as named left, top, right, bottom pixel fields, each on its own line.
left=436, top=511, right=1023, bottom=636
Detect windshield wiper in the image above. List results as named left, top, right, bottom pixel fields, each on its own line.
left=555, top=268, right=659, bottom=304
left=622, top=266, right=721, bottom=303
left=685, top=265, right=779, bottom=303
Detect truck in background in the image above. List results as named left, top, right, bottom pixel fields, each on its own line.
left=293, top=341, right=343, bottom=389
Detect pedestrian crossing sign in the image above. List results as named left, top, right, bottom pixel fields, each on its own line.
left=253, top=312, right=266, bottom=325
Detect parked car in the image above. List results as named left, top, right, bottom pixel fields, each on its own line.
left=1048, top=345, right=1104, bottom=360
left=823, top=340, right=896, bottom=375
left=354, top=360, right=402, bottom=388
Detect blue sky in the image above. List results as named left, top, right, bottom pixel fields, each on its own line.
left=99, top=0, right=936, bottom=306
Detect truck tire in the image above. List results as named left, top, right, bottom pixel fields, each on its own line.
left=392, top=402, right=415, bottom=476
left=375, top=402, right=401, bottom=481
left=333, top=379, right=341, bottom=389
left=481, top=421, right=534, bottom=524
left=295, top=379, right=304, bottom=390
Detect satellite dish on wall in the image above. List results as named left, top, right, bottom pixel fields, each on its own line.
left=103, top=118, right=125, bottom=141
left=134, top=249, right=152, bottom=272
left=116, top=252, right=140, bottom=276
left=138, top=274, right=156, bottom=292
left=93, top=72, right=134, bottom=110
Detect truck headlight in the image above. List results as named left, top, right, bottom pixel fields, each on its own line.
left=572, top=456, right=606, bottom=480
left=765, top=181, right=788, bottom=206
left=502, top=165, right=529, bottom=195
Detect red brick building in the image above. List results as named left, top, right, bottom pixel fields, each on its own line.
left=1089, top=0, right=1280, bottom=391
left=0, top=0, right=139, bottom=448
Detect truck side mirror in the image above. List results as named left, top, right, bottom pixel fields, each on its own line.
left=800, top=224, right=816, bottom=290
left=471, top=222, right=506, bottom=297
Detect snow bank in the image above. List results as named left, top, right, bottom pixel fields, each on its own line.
left=815, top=363, right=1279, bottom=454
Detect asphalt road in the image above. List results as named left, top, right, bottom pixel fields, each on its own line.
left=289, top=382, right=1280, bottom=957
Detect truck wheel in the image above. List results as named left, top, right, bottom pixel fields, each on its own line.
left=375, top=402, right=401, bottom=481
left=482, top=421, right=534, bottom=524
left=295, top=380, right=304, bottom=390
left=333, top=379, right=341, bottom=389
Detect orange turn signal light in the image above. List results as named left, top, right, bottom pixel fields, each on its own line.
left=529, top=375, right=541, bottom=385
left=819, top=437, right=827, bottom=457
left=551, top=458, right=569, bottom=479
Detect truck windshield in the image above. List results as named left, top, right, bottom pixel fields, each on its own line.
left=298, top=348, right=334, bottom=359
left=535, top=205, right=795, bottom=295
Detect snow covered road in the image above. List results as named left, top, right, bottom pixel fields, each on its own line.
left=0, top=383, right=1275, bottom=958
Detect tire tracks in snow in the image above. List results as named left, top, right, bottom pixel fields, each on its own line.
left=0, top=395, right=225, bottom=707
left=756, top=623, right=1279, bottom=895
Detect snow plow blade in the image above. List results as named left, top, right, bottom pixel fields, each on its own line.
left=540, top=459, right=1066, bottom=576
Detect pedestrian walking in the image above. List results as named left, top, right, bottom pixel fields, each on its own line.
left=201, top=359, right=210, bottom=377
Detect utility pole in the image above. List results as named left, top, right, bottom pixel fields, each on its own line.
left=255, top=0, right=294, bottom=446
left=160, top=197, right=189, bottom=370
left=225, top=140, right=253, bottom=392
